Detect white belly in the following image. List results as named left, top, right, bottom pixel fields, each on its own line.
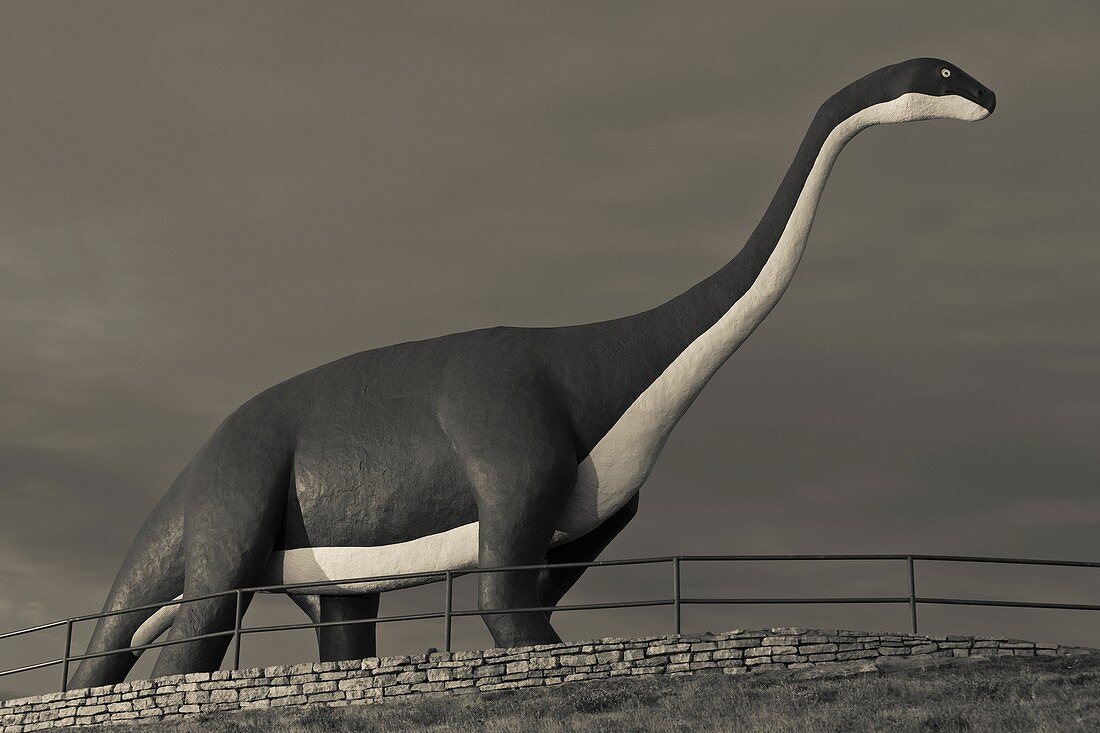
left=265, top=434, right=657, bottom=595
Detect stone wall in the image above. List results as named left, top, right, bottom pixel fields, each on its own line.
left=1, top=628, right=1093, bottom=731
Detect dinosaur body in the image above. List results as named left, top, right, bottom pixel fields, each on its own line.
left=70, top=58, right=995, bottom=689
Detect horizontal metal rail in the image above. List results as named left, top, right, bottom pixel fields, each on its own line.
left=681, top=554, right=1100, bottom=568
left=452, top=598, right=676, bottom=618
left=914, top=555, right=1100, bottom=569
left=684, top=554, right=913, bottom=562
left=241, top=611, right=447, bottom=636
left=0, top=658, right=66, bottom=678
left=0, top=619, right=68, bottom=642
left=2, top=553, right=1099, bottom=694
left=64, top=629, right=239, bottom=665
left=916, top=597, right=1100, bottom=612
left=681, top=596, right=911, bottom=605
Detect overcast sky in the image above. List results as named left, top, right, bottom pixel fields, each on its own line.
left=1, top=1, right=1098, bottom=698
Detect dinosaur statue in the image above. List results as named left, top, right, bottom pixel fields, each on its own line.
left=69, top=57, right=995, bottom=688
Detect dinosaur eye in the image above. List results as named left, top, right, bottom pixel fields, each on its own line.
left=941, top=68, right=951, bottom=78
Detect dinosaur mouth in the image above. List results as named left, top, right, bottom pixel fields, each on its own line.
left=947, top=87, right=996, bottom=116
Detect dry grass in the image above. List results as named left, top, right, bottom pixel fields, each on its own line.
left=105, top=654, right=1100, bottom=732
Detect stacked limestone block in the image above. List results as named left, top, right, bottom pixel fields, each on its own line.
left=1, top=628, right=1093, bottom=731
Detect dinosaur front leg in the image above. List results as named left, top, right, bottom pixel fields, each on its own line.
left=473, top=449, right=578, bottom=648
left=477, top=483, right=569, bottom=649
left=437, top=377, right=580, bottom=648
left=538, top=493, right=639, bottom=617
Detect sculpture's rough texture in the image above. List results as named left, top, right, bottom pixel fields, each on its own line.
left=71, top=58, right=996, bottom=688
left=3, top=629, right=1088, bottom=731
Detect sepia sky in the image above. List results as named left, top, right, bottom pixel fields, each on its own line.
left=1, top=1, right=1098, bottom=697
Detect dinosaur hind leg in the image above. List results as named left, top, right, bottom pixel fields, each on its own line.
left=291, top=594, right=381, bottom=662
left=149, top=427, right=291, bottom=678
left=68, top=478, right=186, bottom=690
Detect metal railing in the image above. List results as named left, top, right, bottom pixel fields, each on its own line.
left=3, top=553, right=1100, bottom=695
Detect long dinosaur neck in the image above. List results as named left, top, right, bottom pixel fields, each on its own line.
left=652, top=101, right=855, bottom=352
left=557, top=99, right=871, bottom=455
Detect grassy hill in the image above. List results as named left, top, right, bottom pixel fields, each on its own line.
left=103, top=653, right=1100, bottom=732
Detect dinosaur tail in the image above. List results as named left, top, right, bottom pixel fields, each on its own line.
left=130, top=595, right=182, bottom=652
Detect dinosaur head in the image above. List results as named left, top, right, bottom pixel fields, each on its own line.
left=826, top=58, right=996, bottom=126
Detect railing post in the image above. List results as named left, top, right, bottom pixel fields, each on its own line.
left=60, top=618, right=73, bottom=693
left=673, top=557, right=682, bottom=636
left=444, top=571, right=453, bottom=653
left=907, top=555, right=918, bottom=634
left=232, top=590, right=244, bottom=671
